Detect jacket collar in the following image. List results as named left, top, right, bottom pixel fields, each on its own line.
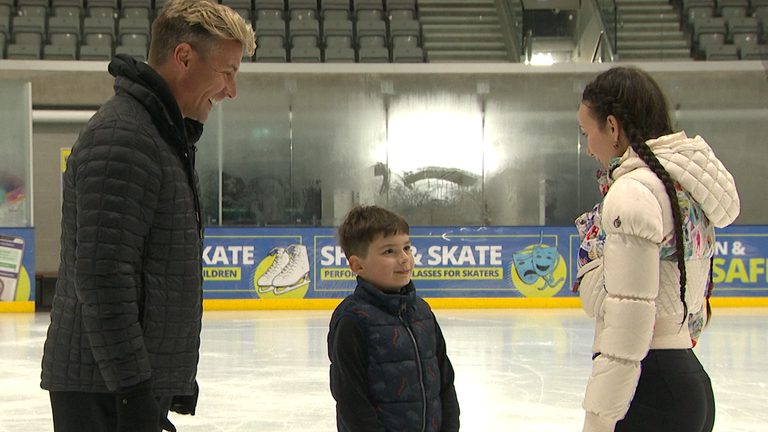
left=108, top=54, right=204, bottom=155
left=354, top=276, right=416, bottom=317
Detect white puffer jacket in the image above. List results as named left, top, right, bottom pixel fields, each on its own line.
left=579, top=132, right=740, bottom=432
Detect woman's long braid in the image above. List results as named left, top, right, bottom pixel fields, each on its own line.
left=611, top=103, right=689, bottom=322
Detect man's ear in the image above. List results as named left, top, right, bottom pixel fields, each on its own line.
left=173, top=43, right=194, bottom=70
left=349, top=255, right=364, bottom=276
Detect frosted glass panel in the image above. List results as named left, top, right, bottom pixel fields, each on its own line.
left=0, top=81, right=32, bottom=228
left=195, top=67, right=768, bottom=228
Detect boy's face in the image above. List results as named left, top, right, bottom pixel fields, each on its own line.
left=350, top=232, right=414, bottom=293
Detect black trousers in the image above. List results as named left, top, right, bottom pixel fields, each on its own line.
left=49, top=391, right=172, bottom=432
left=615, top=349, right=715, bottom=432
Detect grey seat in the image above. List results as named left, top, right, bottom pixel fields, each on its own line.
left=726, top=16, right=758, bottom=41
left=290, top=33, right=320, bottom=61
left=353, top=0, right=383, bottom=15
left=686, top=6, right=713, bottom=24
left=324, top=9, right=349, bottom=20
left=385, top=0, right=415, bottom=14
left=51, top=0, right=84, bottom=8
left=288, top=0, right=318, bottom=10
left=121, top=0, right=151, bottom=9
left=292, top=34, right=318, bottom=46
left=738, top=44, right=768, bottom=59
left=120, top=33, right=148, bottom=49
left=322, top=18, right=353, bottom=40
left=355, top=8, right=383, bottom=20
left=388, top=18, right=419, bottom=42
left=323, top=35, right=355, bottom=62
left=290, top=47, right=321, bottom=62
left=257, top=9, right=284, bottom=20
left=392, top=45, right=422, bottom=62
left=357, top=34, right=388, bottom=61
left=122, top=6, right=151, bottom=19
left=7, top=32, right=42, bottom=59
left=732, top=32, right=758, bottom=49
left=697, top=32, right=726, bottom=53
left=320, top=0, right=350, bottom=18
left=118, top=17, right=150, bottom=40
left=88, top=6, right=116, bottom=19
left=87, top=0, right=118, bottom=9
left=44, top=33, right=78, bottom=59
left=83, top=16, right=116, bottom=40
left=115, top=43, right=147, bottom=61
left=256, top=18, right=286, bottom=39
left=254, top=19, right=285, bottom=61
left=391, top=35, right=421, bottom=62
left=715, top=0, right=748, bottom=15
left=355, top=17, right=386, bottom=42
left=255, top=0, right=286, bottom=14
left=12, top=15, right=46, bottom=40
left=16, top=0, right=48, bottom=7
left=17, top=4, right=46, bottom=16
left=255, top=35, right=287, bottom=61
left=704, top=43, right=739, bottom=59
left=48, top=14, right=80, bottom=42
left=692, top=16, right=726, bottom=48
left=291, top=8, right=317, bottom=20
left=78, top=32, right=112, bottom=60
left=0, top=32, right=5, bottom=58
left=289, top=16, right=320, bottom=40
left=52, top=6, right=81, bottom=18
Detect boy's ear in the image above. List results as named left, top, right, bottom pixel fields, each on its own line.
left=348, top=255, right=364, bottom=276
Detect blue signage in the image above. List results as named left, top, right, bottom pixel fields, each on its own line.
left=201, top=226, right=768, bottom=300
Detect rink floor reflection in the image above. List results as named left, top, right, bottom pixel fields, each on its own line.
left=1, top=308, right=766, bottom=431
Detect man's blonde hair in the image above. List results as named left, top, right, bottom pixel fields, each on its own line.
left=149, top=0, right=256, bottom=67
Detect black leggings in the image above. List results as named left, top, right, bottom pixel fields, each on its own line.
left=615, top=349, right=715, bottom=432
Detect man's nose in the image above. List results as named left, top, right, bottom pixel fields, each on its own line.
left=225, top=80, right=237, bottom=99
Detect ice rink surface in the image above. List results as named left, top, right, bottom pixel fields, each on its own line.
left=1, top=307, right=767, bottom=431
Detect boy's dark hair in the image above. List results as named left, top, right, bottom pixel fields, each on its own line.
left=337, top=206, right=410, bottom=259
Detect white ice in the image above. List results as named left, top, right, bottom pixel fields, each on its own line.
left=1, top=308, right=767, bottom=431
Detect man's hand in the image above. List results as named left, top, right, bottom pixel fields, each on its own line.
left=116, top=380, right=177, bottom=432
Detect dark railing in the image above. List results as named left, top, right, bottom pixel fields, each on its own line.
left=497, top=0, right=525, bottom=62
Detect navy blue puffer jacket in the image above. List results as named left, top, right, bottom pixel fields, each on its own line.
left=329, top=279, right=443, bottom=432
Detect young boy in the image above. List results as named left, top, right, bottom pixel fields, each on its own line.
left=328, top=205, right=460, bottom=432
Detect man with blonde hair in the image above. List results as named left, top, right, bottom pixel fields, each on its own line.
left=40, top=1, right=255, bottom=431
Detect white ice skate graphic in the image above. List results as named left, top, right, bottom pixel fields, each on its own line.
left=257, top=247, right=290, bottom=293
left=271, top=244, right=310, bottom=294
left=257, top=244, right=311, bottom=295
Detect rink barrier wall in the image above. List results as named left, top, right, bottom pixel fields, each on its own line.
left=4, top=225, right=768, bottom=312
left=2, top=298, right=768, bottom=312
left=199, top=297, right=768, bottom=311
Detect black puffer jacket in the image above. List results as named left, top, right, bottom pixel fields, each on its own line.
left=41, top=55, right=204, bottom=396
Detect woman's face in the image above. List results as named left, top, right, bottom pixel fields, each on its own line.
left=578, top=103, right=624, bottom=169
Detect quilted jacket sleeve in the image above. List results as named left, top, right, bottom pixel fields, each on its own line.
left=73, top=125, right=162, bottom=393
left=582, top=177, right=665, bottom=432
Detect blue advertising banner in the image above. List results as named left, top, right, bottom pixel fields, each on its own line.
left=0, top=228, right=35, bottom=303
left=202, top=225, right=768, bottom=301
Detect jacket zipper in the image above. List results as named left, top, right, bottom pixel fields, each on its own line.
left=400, top=298, right=427, bottom=432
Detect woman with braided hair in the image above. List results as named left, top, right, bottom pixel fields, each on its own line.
left=574, top=66, right=740, bottom=432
